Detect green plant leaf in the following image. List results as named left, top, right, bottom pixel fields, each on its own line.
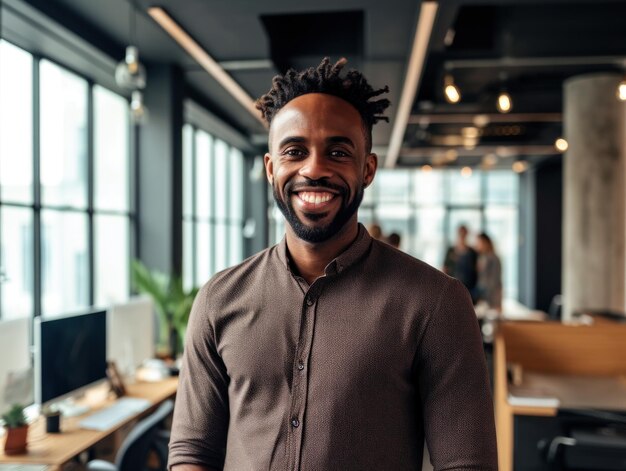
left=1, top=404, right=26, bottom=428
left=130, top=259, right=200, bottom=357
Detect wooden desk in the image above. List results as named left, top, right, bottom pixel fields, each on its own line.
left=0, top=377, right=177, bottom=470
left=494, top=322, right=626, bottom=471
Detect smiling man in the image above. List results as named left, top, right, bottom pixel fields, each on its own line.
left=168, top=58, right=497, bottom=471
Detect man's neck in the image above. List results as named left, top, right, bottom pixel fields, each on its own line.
left=285, top=221, right=359, bottom=285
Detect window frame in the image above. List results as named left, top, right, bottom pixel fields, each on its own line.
left=182, top=123, right=247, bottom=289
left=0, top=39, right=136, bottom=320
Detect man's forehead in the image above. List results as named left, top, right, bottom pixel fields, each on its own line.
left=269, top=93, right=366, bottom=144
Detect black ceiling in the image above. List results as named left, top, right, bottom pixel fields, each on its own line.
left=22, top=0, right=626, bottom=169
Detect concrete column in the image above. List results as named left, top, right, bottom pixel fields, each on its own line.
left=563, top=73, right=626, bottom=320
left=138, top=64, right=184, bottom=275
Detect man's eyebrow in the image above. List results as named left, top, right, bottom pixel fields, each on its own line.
left=278, top=136, right=306, bottom=148
left=327, top=136, right=355, bottom=148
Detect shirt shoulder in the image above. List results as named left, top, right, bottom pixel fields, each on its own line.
left=368, top=239, right=455, bottom=288
left=193, top=245, right=282, bottom=322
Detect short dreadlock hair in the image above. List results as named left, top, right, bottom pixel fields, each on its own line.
left=256, top=57, right=390, bottom=152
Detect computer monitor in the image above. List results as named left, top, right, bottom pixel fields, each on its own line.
left=0, top=318, right=31, bottom=413
left=34, top=310, right=107, bottom=407
left=107, top=296, right=156, bottom=376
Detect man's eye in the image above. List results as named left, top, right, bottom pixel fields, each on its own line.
left=284, top=148, right=306, bottom=157
left=330, top=150, right=350, bottom=158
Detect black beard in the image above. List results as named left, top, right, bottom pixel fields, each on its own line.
left=273, top=178, right=364, bottom=243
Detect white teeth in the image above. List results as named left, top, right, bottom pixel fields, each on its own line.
left=299, top=192, right=334, bottom=204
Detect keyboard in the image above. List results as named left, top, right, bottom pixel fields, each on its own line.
left=78, top=397, right=151, bottom=431
left=0, top=466, right=51, bottom=471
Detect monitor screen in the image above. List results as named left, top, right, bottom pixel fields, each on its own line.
left=35, top=310, right=107, bottom=405
left=107, top=296, right=155, bottom=376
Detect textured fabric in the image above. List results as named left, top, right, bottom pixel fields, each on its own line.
left=169, top=224, right=498, bottom=470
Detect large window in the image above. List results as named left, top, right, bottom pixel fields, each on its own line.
left=269, top=168, right=520, bottom=300
left=0, top=40, right=133, bottom=320
left=182, top=124, right=245, bottom=290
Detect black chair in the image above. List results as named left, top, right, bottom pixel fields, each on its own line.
left=539, top=410, right=626, bottom=470
left=87, top=399, right=173, bottom=471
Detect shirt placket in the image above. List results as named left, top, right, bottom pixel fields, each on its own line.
left=286, top=280, right=321, bottom=471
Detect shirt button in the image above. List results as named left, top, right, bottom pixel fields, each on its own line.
left=306, top=297, right=313, bottom=306
left=291, top=418, right=300, bottom=428
left=297, top=360, right=305, bottom=371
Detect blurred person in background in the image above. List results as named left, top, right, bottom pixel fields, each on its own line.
left=443, top=225, right=478, bottom=303
left=387, top=232, right=401, bottom=250
left=476, top=232, right=502, bottom=312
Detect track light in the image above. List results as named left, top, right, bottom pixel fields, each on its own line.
left=497, top=91, right=512, bottom=113
left=148, top=7, right=264, bottom=126
left=618, top=78, right=626, bottom=102
left=385, top=1, right=438, bottom=168
left=461, top=166, right=472, bottom=178
left=555, top=138, right=568, bottom=152
left=444, top=74, right=461, bottom=104
left=512, top=160, right=528, bottom=173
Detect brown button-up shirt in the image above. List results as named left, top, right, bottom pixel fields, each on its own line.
left=169, top=225, right=497, bottom=470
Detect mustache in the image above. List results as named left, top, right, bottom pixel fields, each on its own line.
left=286, top=178, right=347, bottom=196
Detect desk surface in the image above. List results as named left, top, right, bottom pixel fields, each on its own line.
left=475, top=298, right=547, bottom=321
left=0, top=377, right=177, bottom=468
left=507, top=372, right=626, bottom=416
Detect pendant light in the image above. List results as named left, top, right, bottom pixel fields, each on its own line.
left=115, top=1, right=147, bottom=90
left=130, top=90, right=149, bottom=125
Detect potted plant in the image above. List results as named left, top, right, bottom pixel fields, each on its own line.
left=2, top=403, right=28, bottom=455
left=131, top=260, right=199, bottom=359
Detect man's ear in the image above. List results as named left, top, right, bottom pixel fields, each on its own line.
left=264, top=153, right=274, bottom=185
left=363, top=153, right=378, bottom=188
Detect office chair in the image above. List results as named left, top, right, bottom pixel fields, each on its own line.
left=538, top=409, right=626, bottom=470
left=86, top=399, right=174, bottom=471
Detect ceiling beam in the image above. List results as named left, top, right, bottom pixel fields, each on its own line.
left=385, top=0, right=439, bottom=169
left=408, top=112, right=562, bottom=125
left=148, top=7, right=266, bottom=127
left=445, top=55, right=626, bottom=70
left=400, top=144, right=560, bottom=158
left=219, top=59, right=274, bottom=71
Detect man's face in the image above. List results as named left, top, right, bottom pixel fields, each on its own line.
left=264, top=93, right=377, bottom=243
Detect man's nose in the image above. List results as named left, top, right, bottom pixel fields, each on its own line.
left=298, top=151, right=333, bottom=180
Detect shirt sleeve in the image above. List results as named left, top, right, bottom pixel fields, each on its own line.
left=415, top=278, right=498, bottom=471
left=168, top=281, right=230, bottom=470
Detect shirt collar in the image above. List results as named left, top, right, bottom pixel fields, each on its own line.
left=276, top=223, right=372, bottom=276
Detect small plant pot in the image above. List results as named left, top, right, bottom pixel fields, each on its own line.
left=3, top=424, right=28, bottom=455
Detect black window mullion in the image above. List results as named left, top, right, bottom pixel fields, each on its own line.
left=33, top=55, right=42, bottom=319
left=481, top=171, right=487, bottom=232
left=129, top=107, right=137, bottom=296
left=87, top=82, right=95, bottom=307
left=191, top=126, right=197, bottom=286
left=209, top=138, right=216, bottom=276
left=225, top=145, right=231, bottom=265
